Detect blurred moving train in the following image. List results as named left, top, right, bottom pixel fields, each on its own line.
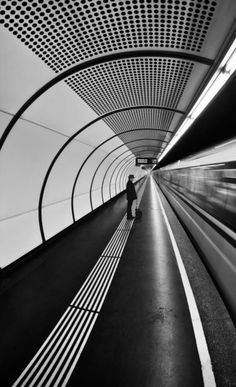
left=153, top=139, right=236, bottom=323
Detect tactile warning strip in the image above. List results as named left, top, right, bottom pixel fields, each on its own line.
left=12, top=179, right=147, bottom=387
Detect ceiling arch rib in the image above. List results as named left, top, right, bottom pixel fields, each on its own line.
left=39, top=140, right=159, bottom=243
left=37, top=108, right=171, bottom=242
left=73, top=138, right=163, bottom=221
left=1, top=0, right=230, bottom=165
left=38, top=120, right=163, bottom=241
left=111, top=158, right=135, bottom=199
left=67, top=57, right=197, bottom=149
left=120, top=158, right=146, bottom=193
left=1, top=1, right=236, bottom=267
left=101, top=146, right=157, bottom=205
left=0, top=49, right=213, bottom=174
left=1, top=0, right=236, bottom=165
left=89, top=138, right=163, bottom=211
left=101, top=154, right=134, bottom=204
left=0, top=91, right=184, bottom=152
left=118, top=159, right=136, bottom=195
left=107, top=144, right=160, bottom=199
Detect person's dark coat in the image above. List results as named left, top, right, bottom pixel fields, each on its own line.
left=126, top=180, right=137, bottom=201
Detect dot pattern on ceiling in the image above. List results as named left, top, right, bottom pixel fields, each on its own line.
left=119, top=129, right=164, bottom=143
left=136, top=152, right=157, bottom=156
left=67, top=58, right=194, bottom=115
left=119, top=129, right=166, bottom=154
left=118, top=129, right=167, bottom=144
left=102, top=108, right=174, bottom=135
left=101, top=109, right=174, bottom=154
left=128, top=142, right=161, bottom=155
left=0, top=0, right=217, bottom=74
left=0, top=0, right=217, bottom=158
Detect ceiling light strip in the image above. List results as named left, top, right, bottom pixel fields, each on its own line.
left=158, top=38, right=236, bottom=163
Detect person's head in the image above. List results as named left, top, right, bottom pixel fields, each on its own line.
left=128, top=174, right=134, bottom=181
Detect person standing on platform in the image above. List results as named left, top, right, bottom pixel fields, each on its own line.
left=126, top=174, right=137, bottom=220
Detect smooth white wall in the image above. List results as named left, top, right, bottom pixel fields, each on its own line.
left=0, top=110, right=135, bottom=267
left=0, top=26, right=146, bottom=268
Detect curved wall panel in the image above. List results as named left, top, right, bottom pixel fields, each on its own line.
left=0, top=34, right=149, bottom=268
left=91, top=188, right=103, bottom=211
left=0, top=211, right=41, bottom=268
left=76, top=122, right=125, bottom=152
left=0, top=112, right=12, bottom=138
left=120, top=162, right=136, bottom=192
left=101, top=155, right=133, bottom=202
left=42, top=141, right=93, bottom=206
left=0, top=119, right=65, bottom=220
left=73, top=192, right=93, bottom=224
left=42, top=199, right=74, bottom=242
left=25, top=81, right=98, bottom=136
left=0, top=74, right=146, bottom=268
left=0, top=116, right=144, bottom=267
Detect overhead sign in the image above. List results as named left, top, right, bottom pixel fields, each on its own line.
left=136, top=157, right=157, bottom=165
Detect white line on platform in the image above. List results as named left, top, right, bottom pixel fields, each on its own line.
left=152, top=178, right=216, bottom=387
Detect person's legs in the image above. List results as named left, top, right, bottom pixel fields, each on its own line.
left=127, top=199, right=134, bottom=219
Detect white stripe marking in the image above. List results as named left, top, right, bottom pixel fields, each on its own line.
left=12, top=307, right=76, bottom=387
left=29, top=310, right=88, bottom=387
left=76, top=258, right=112, bottom=308
left=70, top=257, right=106, bottom=305
left=60, top=313, right=99, bottom=387
left=152, top=178, right=216, bottom=387
left=13, top=179, right=147, bottom=386
left=94, top=259, right=120, bottom=311
left=82, top=258, right=117, bottom=310
left=45, top=312, right=97, bottom=387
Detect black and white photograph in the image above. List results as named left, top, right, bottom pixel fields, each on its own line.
left=0, top=0, right=236, bottom=386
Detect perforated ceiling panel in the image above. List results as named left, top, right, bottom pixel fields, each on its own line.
left=101, top=109, right=174, bottom=152
left=118, top=129, right=167, bottom=145
left=105, top=109, right=174, bottom=135
left=67, top=58, right=194, bottom=111
left=1, top=0, right=235, bottom=159
left=66, top=58, right=193, bottom=151
left=0, top=0, right=217, bottom=72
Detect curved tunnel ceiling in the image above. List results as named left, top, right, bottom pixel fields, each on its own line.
left=1, top=0, right=236, bottom=159
left=1, top=0, right=236, bottom=265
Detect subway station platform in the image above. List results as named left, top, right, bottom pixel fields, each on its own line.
left=0, top=177, right=236, bottom=387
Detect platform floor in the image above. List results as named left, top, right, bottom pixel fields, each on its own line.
left=0, top=177, right=235, bottom=386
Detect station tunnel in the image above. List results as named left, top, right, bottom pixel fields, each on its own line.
left=0, top=1, right=236, bottom=386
